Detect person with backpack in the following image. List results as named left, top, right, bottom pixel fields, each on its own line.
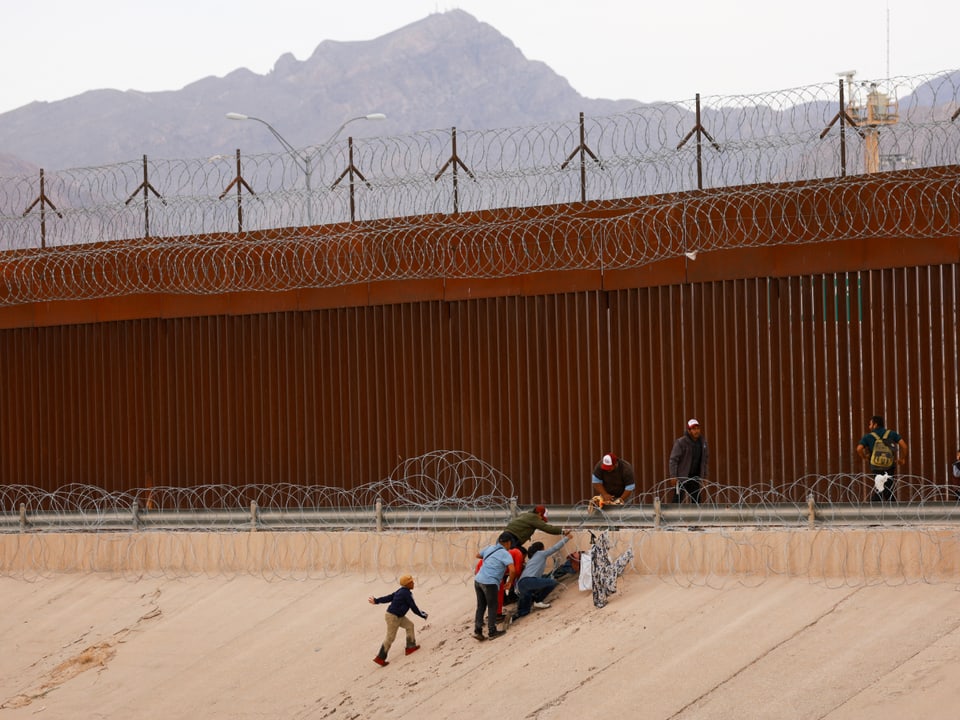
left=473, top=532, right=518, bottom=641
left=856, top=415, right=908, bottom=502
left=474, top=544, right=525, bottom=618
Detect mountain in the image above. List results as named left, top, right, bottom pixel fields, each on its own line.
left=900, top=69, right=960, bottom=107
left=0, top=11, right=638, bottom=173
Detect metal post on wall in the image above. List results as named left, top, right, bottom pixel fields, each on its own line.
left=330, top=136, right=373, bottom=223
left=21, top=168, right=64, bottom=249
left=560, top=112, right=603, bottom=203
left=124, top=155, right=166, bottom=238
left=819, top=80, right=864, bottom=178
left=839, top=81, right=847, bottom=177
left=434, top=127, right=476, bottom=214
left=696, top=95, right=704, bottom=189
left=218, top=149, right=255, bottom=234
left=676, top=94, right=721, bottom=190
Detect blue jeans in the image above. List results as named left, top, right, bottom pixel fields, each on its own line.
left=516, top=576, right=557, bottom=616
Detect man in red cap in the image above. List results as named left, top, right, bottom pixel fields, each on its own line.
left=669, top=418, right=710, bottom=503
left=591, top=453, right=636, bottom=505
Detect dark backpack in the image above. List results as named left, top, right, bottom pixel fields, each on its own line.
left=869, top=430, right=896, bottom=469
left=551, top=551, right=582, bottom=580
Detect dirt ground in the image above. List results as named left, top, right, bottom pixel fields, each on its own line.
left=3, top=559, right=960, bottom=719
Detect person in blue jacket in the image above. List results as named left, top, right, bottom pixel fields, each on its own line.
left=368, top=574, right=428, bottom=667
left=514, top=530, right=573, bottom=619
left=473, top=532, right=517, bottom=641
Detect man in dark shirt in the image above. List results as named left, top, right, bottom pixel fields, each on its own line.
left=669, top=418, right=710, bottom=503
left=591, top=453, right=636, bottom=505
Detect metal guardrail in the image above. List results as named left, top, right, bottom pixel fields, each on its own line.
left=4, top=498, right=960, bottom=533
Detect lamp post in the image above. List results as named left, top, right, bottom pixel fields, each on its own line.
left=226, top=111, right=386, bottom=225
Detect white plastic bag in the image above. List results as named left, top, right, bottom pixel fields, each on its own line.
left=578, top=548, right=593, bottom=591
left=874, top=473, right=889, bottom=492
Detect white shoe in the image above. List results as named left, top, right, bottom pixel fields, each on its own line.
left=533, top=601, right=551, bottom=609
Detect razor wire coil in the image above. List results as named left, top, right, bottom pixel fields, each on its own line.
left=1, top=72, right=960, bottom=306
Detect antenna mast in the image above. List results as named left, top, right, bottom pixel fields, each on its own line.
left=886, top=4, right=890, bottom=79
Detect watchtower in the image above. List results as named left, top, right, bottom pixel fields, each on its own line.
left=838, top=70, right=900, bottom=173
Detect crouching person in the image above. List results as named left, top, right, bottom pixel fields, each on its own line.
left=515, top=530, right=572, bottom=619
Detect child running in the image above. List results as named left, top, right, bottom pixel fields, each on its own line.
left=368, top=574, right=429, bottom=667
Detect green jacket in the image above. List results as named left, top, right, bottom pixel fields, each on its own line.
left=504, top=511, right=563, bottom=545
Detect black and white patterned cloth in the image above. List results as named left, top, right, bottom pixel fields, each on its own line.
left=589, top=531, right=633, bottom=608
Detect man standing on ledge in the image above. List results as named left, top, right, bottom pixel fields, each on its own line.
left=591, top=453, right=636, bottom=506
left=669, top=418, right=709, bottom=503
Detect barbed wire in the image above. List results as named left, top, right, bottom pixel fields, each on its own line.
left=3, top=474, right=958, bottom=521
left=2, top=449, right=958, bottom=521
left=3, top=450, right=960, bottom=589
left=0, top=450, right=515, bottom=516
left=1, top=72, right=959, bottom=306
left=1, top=164, right=958, bottom=307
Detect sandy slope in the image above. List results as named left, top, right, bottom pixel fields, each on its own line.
left=2, top=567, right=960, bottom=719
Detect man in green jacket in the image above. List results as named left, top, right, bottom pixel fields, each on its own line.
left=502, top=505, right=567, bottom=605
left=503, top=505, right=565, bottom=548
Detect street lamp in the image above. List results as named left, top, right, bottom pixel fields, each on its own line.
left=328, top=113, right=387, bottom=145
left=225, top=111, right=386, bottom=225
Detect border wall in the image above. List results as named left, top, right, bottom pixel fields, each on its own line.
left=0, top=169, right=958, bottom=501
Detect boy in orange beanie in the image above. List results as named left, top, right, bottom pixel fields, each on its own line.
left=368, top=574, right=428, bottom=666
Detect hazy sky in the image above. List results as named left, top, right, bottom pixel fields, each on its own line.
left=1, top=0, right=956, bottom=115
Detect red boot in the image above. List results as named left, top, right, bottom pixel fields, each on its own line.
left=405, top=645, right=421, bottom=656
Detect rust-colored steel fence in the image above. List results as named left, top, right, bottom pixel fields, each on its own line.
left=6, top=67, right=960, bottom=509
left=0, top=260, right=957, bottom=503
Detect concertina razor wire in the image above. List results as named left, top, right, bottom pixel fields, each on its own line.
left=3, top=453, right=960, bottom=587
left=1, top=71, right=959, bottom=306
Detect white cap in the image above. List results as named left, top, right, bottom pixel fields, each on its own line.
left=687, top=418, right=700, bottom=428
